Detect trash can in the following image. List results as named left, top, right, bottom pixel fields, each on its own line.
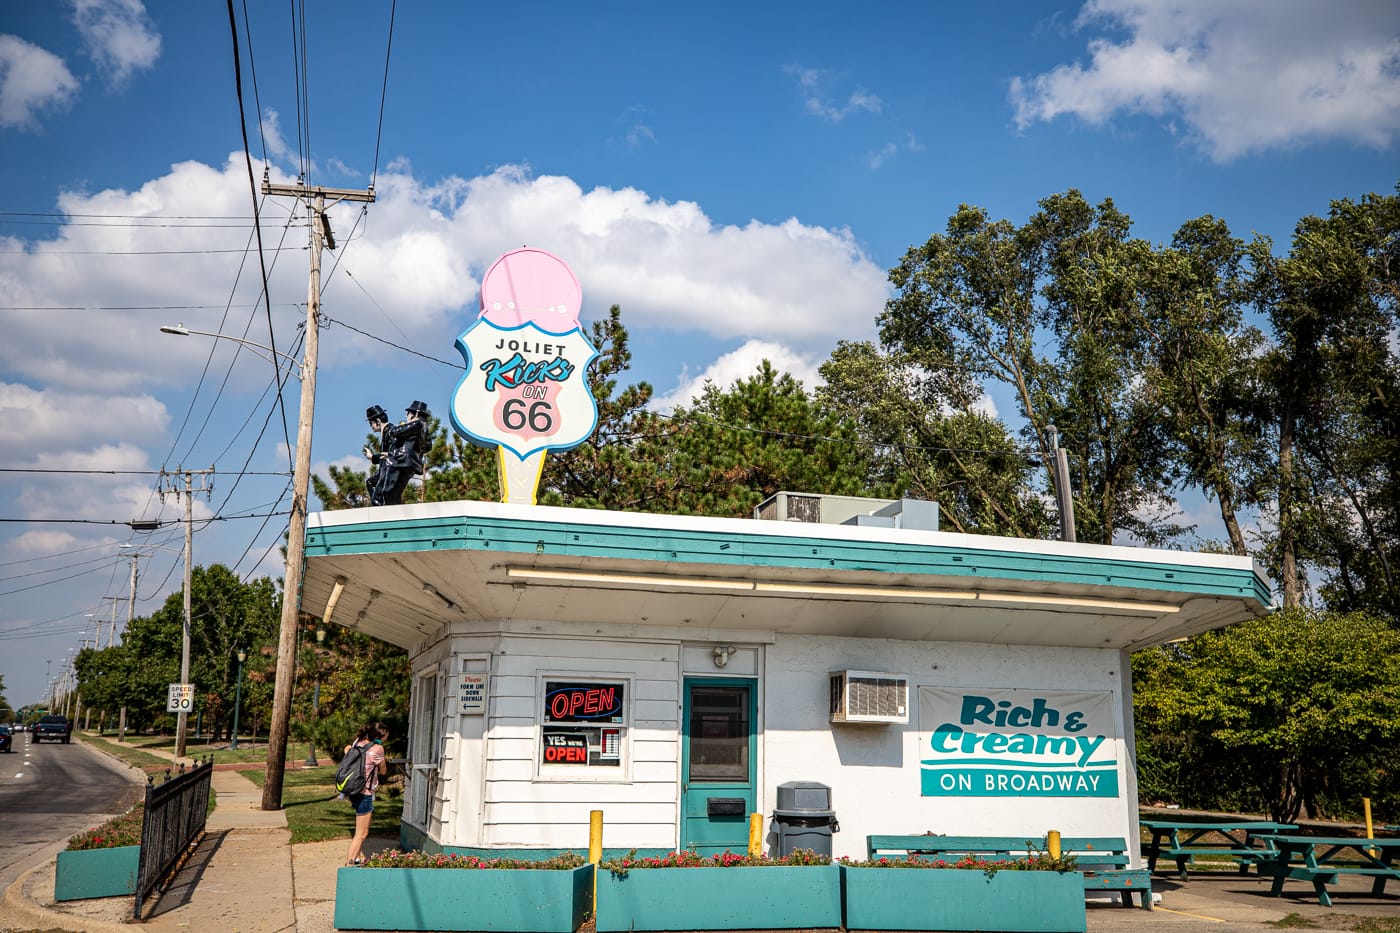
left=772, top=781, right=839, bottom=857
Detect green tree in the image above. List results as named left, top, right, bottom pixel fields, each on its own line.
left=75, top=565, right=280, bottom=736
left=1249, top=188, right=1400, bottom=614
left=1132, top=609, right=1400, bottom=822
left=1138, top=216, right=1268, bottom=556
left=653, top=360, right=878, bottom=517
left=882, top=190, right=1182, bottom=545
left=818, top=340, right=1049, bottom=536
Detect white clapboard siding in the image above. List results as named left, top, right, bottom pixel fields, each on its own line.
left=502, top=635, right=680, bottom=664
left=487, top=801, right=677, bottom=824
left=469, top=634, right=682, bottom=847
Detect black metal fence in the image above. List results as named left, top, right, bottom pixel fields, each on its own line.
left=133, top=757, right=213, bottom=920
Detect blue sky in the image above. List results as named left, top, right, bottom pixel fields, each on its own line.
left=1, top=0, right=1397, bottom=706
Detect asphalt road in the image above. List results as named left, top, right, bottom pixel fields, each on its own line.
left=0, top=730, right=142, bottom=893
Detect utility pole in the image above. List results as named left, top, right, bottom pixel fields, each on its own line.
left=160, top=467, right=214, bottom=758
left=260, top=179, right=375, bottom=810
left=98, top=596, right=121, bottom=648
left=122, top=551, right=138, bottom=741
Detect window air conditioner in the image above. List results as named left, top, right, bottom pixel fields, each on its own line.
left=829, top=670, right=909, bottom=724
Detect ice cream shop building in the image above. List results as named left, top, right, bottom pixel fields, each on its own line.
left=299, top=248, right=1272, bottom=859
left=301, top=492, right=1270, bottom=859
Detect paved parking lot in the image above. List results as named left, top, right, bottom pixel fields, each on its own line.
left=1088, top=868, right=1399, bottom=933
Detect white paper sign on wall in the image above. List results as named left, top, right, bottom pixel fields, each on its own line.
left=458, top=674, right=488, bottom=715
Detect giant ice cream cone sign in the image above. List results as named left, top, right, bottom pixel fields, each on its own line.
left=450, top=248, right=599, bottom=504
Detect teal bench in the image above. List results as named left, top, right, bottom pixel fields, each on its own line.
left=1141, top=820, right=1296, bottom=879
left=865, top=834, right=1152, bottom=910
left=1259, top=834, right=1400, bottom=907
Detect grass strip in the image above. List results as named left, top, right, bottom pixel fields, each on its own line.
left=243, top=763, right=404, bottom=844
left=78, top=731, right=179, bottom=774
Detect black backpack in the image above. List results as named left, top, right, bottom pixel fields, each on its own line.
left=336, top=743, right=368, bottom=796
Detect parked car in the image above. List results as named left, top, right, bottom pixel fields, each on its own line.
left=0, top=725, right=12, bottom=753
left=33, top=714, right=72, bottom=743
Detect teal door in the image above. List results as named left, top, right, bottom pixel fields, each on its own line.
left=681, top=679, right=756, bottom=855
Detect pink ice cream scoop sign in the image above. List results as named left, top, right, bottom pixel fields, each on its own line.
left=450, top=249, right=599, bottom=503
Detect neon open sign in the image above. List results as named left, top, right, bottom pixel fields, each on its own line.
left=544, top=682, right=625, bottom=723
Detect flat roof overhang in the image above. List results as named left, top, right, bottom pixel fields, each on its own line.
left=300, top=500, right=1273, bottom=652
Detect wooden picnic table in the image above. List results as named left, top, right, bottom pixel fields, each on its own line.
left=1141, top=820, right=1297, bottom=879
left=1259, top=834, right=1400, bottom=907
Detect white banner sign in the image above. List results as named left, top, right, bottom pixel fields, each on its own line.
left=920, top=687, right=1120, bottom=798
left=167, top=683, right=195, bottom=713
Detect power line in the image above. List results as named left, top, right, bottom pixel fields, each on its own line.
left=0, top=304, right=269, bottom=312
left=325, top=314, right=457, bottom=367
left=0, top=468, right=288, bottom=476
left=0, top=246, right=305, bottom=255
left=0, top=512, right=289, bottom=525
left=0, top=553, right=123, bottom=583
left=0, top=218, right=293, bottom=229
left=240, top=0, right=270, bottom=165
left=0, top=541, right=119, bottom=568
left=370, top=0, right=397, bottom=188
left=0, top=211, right=256, bottom=220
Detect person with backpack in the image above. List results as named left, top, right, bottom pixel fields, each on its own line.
left=341, top=721, right=389, bottom=866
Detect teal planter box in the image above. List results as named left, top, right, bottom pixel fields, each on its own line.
left=841, top=866, right=1086, bottom=932
left=333, top=864, right=592, bottom=932
left=54, top=846, right=140, bottom=901
left=595, top=865, right=841, bottom=932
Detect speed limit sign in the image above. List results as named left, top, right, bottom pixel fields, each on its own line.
left=167, top=683, right=194, bottom=713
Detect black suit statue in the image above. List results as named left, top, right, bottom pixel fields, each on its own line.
left=369, top=400, right=431, bottom=506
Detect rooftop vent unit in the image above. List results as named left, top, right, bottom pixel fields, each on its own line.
left=755, top=492, right=937, bottom=531
left=829, top=670, right=909, bottom=725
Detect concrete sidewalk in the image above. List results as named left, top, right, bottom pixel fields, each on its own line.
left=0, top=738, right=358, bottom=933
left=4, top=736, right=1396, bottom=932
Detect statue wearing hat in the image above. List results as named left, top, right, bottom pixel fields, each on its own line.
left=363, top=405, right=392, bottom=506
left=372, top=400, right=432, bottom=506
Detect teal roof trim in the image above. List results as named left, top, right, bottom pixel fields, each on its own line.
left=305, top=513, right=1271, bottom=605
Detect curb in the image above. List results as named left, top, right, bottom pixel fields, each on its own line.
left=1, top=860, right=132, bottom=933
left=0, top=734, right=188, bottom=930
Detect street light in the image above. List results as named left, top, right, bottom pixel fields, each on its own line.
left=161, top=317, right=317, bottom=810
left=160, top=324, right=304, bottom=380
left=304, top=625, right=326, bottom=766
left=232, top=647, right=247, bottom=751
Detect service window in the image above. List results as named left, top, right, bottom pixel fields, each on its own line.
left=539, top=679, right=627, bottom=771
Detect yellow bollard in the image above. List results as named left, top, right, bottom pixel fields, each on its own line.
left=590, top=810, right=603, bottom=909
left=749, top=813, right=764, bottom=857
left=1047, top=830, right=1061, bottom=860
left=1365, top=798, right=1377, bottom=857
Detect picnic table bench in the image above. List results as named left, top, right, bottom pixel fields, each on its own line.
left=866, top=834, right=1152, bottom=909
left=1258, top=834, right=1400, bottom=907
left=1141, top=820, right=1296, bottom=879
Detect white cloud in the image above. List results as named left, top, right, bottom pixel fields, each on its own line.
left=0, top=35, right=79, bottom=130
left=1, top=155, right=887, bottom=392
left=71, top=0, right=161, bottom=85
left=866, top=132, right=924, bottom=169
left=652, top=339, right=825, bottom=412
left=0, top=381, right=168, bottom=459
left=784, top=64, right=883, bottom=123
left=1, top=157, right=888, bottom=527
left=1010, top=0, right=1400, bottom=160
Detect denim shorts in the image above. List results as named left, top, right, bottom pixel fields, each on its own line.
left=348, top=793, right=374, bottom=815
